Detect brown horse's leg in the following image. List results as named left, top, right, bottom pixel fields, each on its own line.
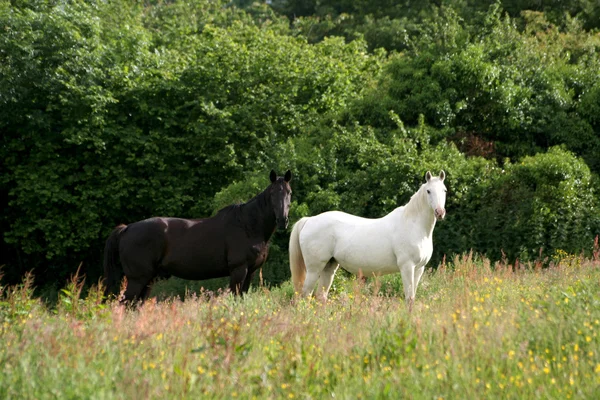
left=229, top=266, right=248, bottom=296
left=139, top=282, right=154, bottom=301
left=241, top=271, right=256, bottom=294
left=122, top=278, right=151, bottom=304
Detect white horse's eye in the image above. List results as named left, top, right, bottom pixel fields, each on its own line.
left=427, top=190, right=430, bottom=194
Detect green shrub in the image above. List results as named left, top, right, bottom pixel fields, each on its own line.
left=468, top=147, right=600, bottom=261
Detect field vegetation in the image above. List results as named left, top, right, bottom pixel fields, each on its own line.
left=2, top=246, right=599, bottom=398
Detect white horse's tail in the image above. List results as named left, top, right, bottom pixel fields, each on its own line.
left=289, top=217, right=309, bottom=294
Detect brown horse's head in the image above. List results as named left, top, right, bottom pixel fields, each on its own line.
left=269, top=169, right=292, bottom=229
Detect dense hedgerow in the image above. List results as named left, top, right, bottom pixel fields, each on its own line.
left=1, top=0, right=599, bottom=293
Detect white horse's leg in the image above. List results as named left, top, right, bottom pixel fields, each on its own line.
left=400, top=264, right=415, bottom=306
left=301, top=270, right=321, bottom=298
left=413, top=265, right=425, bottom=297
left=315, top=261, right=339, bottom=302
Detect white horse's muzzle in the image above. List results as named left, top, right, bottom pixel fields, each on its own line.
left=435, top=208, right=446, bottom=221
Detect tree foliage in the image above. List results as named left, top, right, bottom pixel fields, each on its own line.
left=1, top=0, right=599, bottom=290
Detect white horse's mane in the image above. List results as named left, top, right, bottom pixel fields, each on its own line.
left=400, top=181, right=430, bottom=220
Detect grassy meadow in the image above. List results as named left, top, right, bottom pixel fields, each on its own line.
left=1, top=248, right=600, bottom=399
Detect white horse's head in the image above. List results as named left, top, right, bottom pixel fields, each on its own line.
left=423, top=171, right=447, bottom=221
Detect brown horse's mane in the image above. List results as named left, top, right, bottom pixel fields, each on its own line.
left=214, top=187, right=272, bottom=235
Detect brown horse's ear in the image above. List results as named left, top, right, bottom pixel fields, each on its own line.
left=270, top=170, right=277, bottom=183
left=425, top=171, right=432, bottom=182
left=439, top=170, right=446, bottom=181
left=284, top=170, right=292, bottom=182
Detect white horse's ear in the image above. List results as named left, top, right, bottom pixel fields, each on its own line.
left=439, top=170, right=445, bottom=181
left=425, top=171, right=432, bottom=182
left=270, top=170, right=277, bottom=183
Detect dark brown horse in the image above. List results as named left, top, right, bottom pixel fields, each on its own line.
left=103, top=170, right=292, bottom=302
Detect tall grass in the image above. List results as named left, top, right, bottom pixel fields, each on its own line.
left=1, top=251, right=599, bottom=399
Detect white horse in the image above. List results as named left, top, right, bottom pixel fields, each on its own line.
left=289, top=171, right=446, bottom=306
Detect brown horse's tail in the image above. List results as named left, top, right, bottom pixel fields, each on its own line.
left=289, top=217, right=309, bottom=295
left=103, top=224, right=127, bottom=299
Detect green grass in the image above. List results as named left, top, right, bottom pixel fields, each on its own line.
left=1, top=252, right=600, bottom=399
